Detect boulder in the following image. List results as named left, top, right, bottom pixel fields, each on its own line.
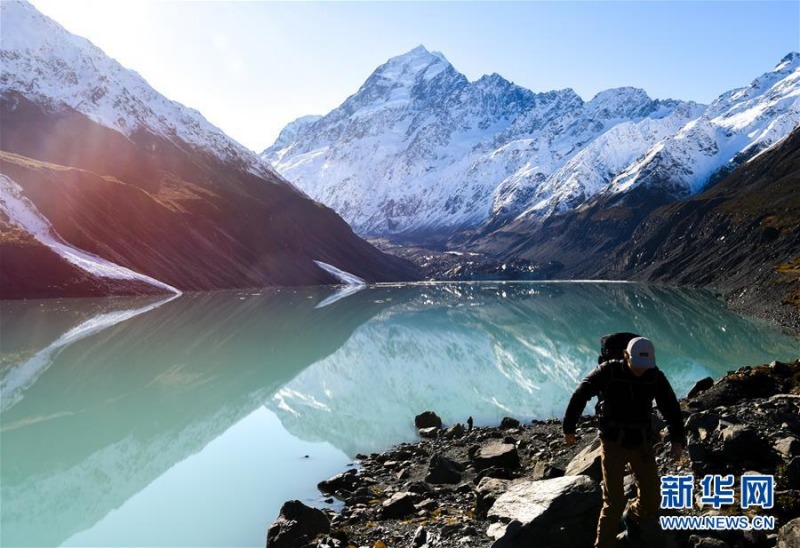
left=415, top=411, right=442, bottom=429
left=475, top=466, right=517, bottom=483
left=564, top=437, right=603, bottom=482
left=418, top=426, right=439, bottom=439
left=266, top=500, right=330, bottom=548
left=487, top=475, right=602, bottom=548
left=685, top=412, right=721, bottom=442
left=475, top=477, right=511, bottom=518
left=688, top=377, right=715, bottom=399
left=774, top=437, right=800, bottom=459
left=444, top=423, right=465, bottom=439
left=412, top=526, right=428, bottom=547
left=777, top=517, right=800, bottom=548
left=532, top=461, right=565, bottom=481
left=473, top=443, right=520, bottom=472
left=501, top=417, right=521, bottom=429
left=425, top=454, right=463, bottom=485
left=318, top=469, right=359, bottom=494
left=782, top=457, right=800, bottom=489
left=381, top=491, right=418, bottom=519
left=721, top=425, right=771, bottom=463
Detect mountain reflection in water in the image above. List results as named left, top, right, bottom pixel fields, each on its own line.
left=1, top=283, right=797, bottom=547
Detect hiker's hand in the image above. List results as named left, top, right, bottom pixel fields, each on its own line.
left=564, top=434, right=577, bottom=446
left=670, top=442, right=684, bottom=460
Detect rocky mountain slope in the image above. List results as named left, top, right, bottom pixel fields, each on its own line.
left=264, top=47, right=799, bottom=240
left=0, top=1, right=418, bottom=299
left=472, top=125, right=800, bottom=331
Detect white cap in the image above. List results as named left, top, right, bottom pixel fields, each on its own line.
left=627, top=337, right=656, bottom=369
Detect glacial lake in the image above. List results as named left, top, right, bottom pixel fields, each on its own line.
left=1, top=282, right=798, bottom=547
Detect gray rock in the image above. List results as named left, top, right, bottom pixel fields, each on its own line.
left=487, top=475, right=602, bottom=548
left=418, top=426, right=439, bottom=439
left=318, top=468, right=360, bottom=494
left=444, top=423, right=465, bottom=439
left=688, top=535, right=730, bottom=548
left=685, top=412, right=721, bottom=441
left=721, top=425, right=769, bottom=461
left=532, top=461, right=564, bottom=481
left=777, top=517, right=800, bottom=548
left=501, top=417, right=521, bottom=429
left=475, top=477, right=511, bottom=518
left=688, top=377, right=715, bottom=399
left=381, top=491, right=417, bottom=519
left=415, top=411, right=442, bottom=429
left=475, top=466, right=516, bottom=484
left=774, top=437, right=800, bottom=459
left=266, top=500, right=330, bottom=548
left=782, top=457, right=800, bottom=489
left=564, top=436, right=603, bottom=482
left=473, top=443, right=520, bottom=472
left=412, top=526, right=428, bottom=547
left=425, top=454, right=463, bottom=484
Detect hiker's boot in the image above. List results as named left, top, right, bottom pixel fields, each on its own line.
left=622, top=508, right=642, bottom=541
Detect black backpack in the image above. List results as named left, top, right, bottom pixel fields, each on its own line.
left=598, top=332, right=640, bottom=364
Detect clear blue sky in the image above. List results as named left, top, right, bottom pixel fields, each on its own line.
left=29, top=1, right=800, bottom=152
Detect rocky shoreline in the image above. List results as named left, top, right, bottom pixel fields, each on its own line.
left=268, top=359, right=800, bottom=548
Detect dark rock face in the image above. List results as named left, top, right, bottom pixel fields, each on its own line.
left=0, top=94, right=420, bottom=299
left=318, top=469, right=360, bottom=495
left=415, top=411, right=443, bottom=430
left=500, top=417, right=521, bottom=430
left=688, top=377, right=715, bottom=399
left=425, top=454, right=463, bottom=485
left=266, top=500, right=330, bottom=548
left=720, top=425, right=770, bottom=462
left=381, top=492, right=418, bottom=519
left=473, top=443, right=520, bottom=472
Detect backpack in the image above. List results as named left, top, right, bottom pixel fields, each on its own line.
left=598, top=332, right=640, bottom=364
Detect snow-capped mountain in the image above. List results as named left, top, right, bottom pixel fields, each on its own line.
left=264, top=47, right=800, bottom=238
left=0, top=0, right=274, bottom=179
left=0, top=0, right=418, bottom=298
left=605, top=52, right=800, bottom=196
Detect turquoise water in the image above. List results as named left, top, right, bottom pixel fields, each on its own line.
left=1, top=282, right=797, bottom=547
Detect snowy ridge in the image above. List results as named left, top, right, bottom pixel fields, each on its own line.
left=265, top=48, right=800, bottom=236
left=0, top=174, right=181, bottom=294
left=607, top=52, right=800, bottom=195
left=0, top=0, right=277, bottom=180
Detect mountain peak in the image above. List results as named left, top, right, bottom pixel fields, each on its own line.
left=375, top=45, right=452, bottom=83
left=775, top=51, right=800, bottom=72
left=585, top=87, right=653, bottom=118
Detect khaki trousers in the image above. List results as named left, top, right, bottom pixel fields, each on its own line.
left=595, top=439, right=660, bottom=548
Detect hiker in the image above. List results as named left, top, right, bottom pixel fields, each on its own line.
left=563, top=335, right=685, bottom=548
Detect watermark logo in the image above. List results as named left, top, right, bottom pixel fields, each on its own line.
left=658, top=474, right=775, bottom=531
left=660, top=474, right=694, bottom=510
left=699, top=474, right=735, bottom=509
left=741, top=475, right=774, bottom=510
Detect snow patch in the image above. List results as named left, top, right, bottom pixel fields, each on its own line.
left=0, top=174, right=181, bottom=294
left=313, top=260, right=366, bottom=286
